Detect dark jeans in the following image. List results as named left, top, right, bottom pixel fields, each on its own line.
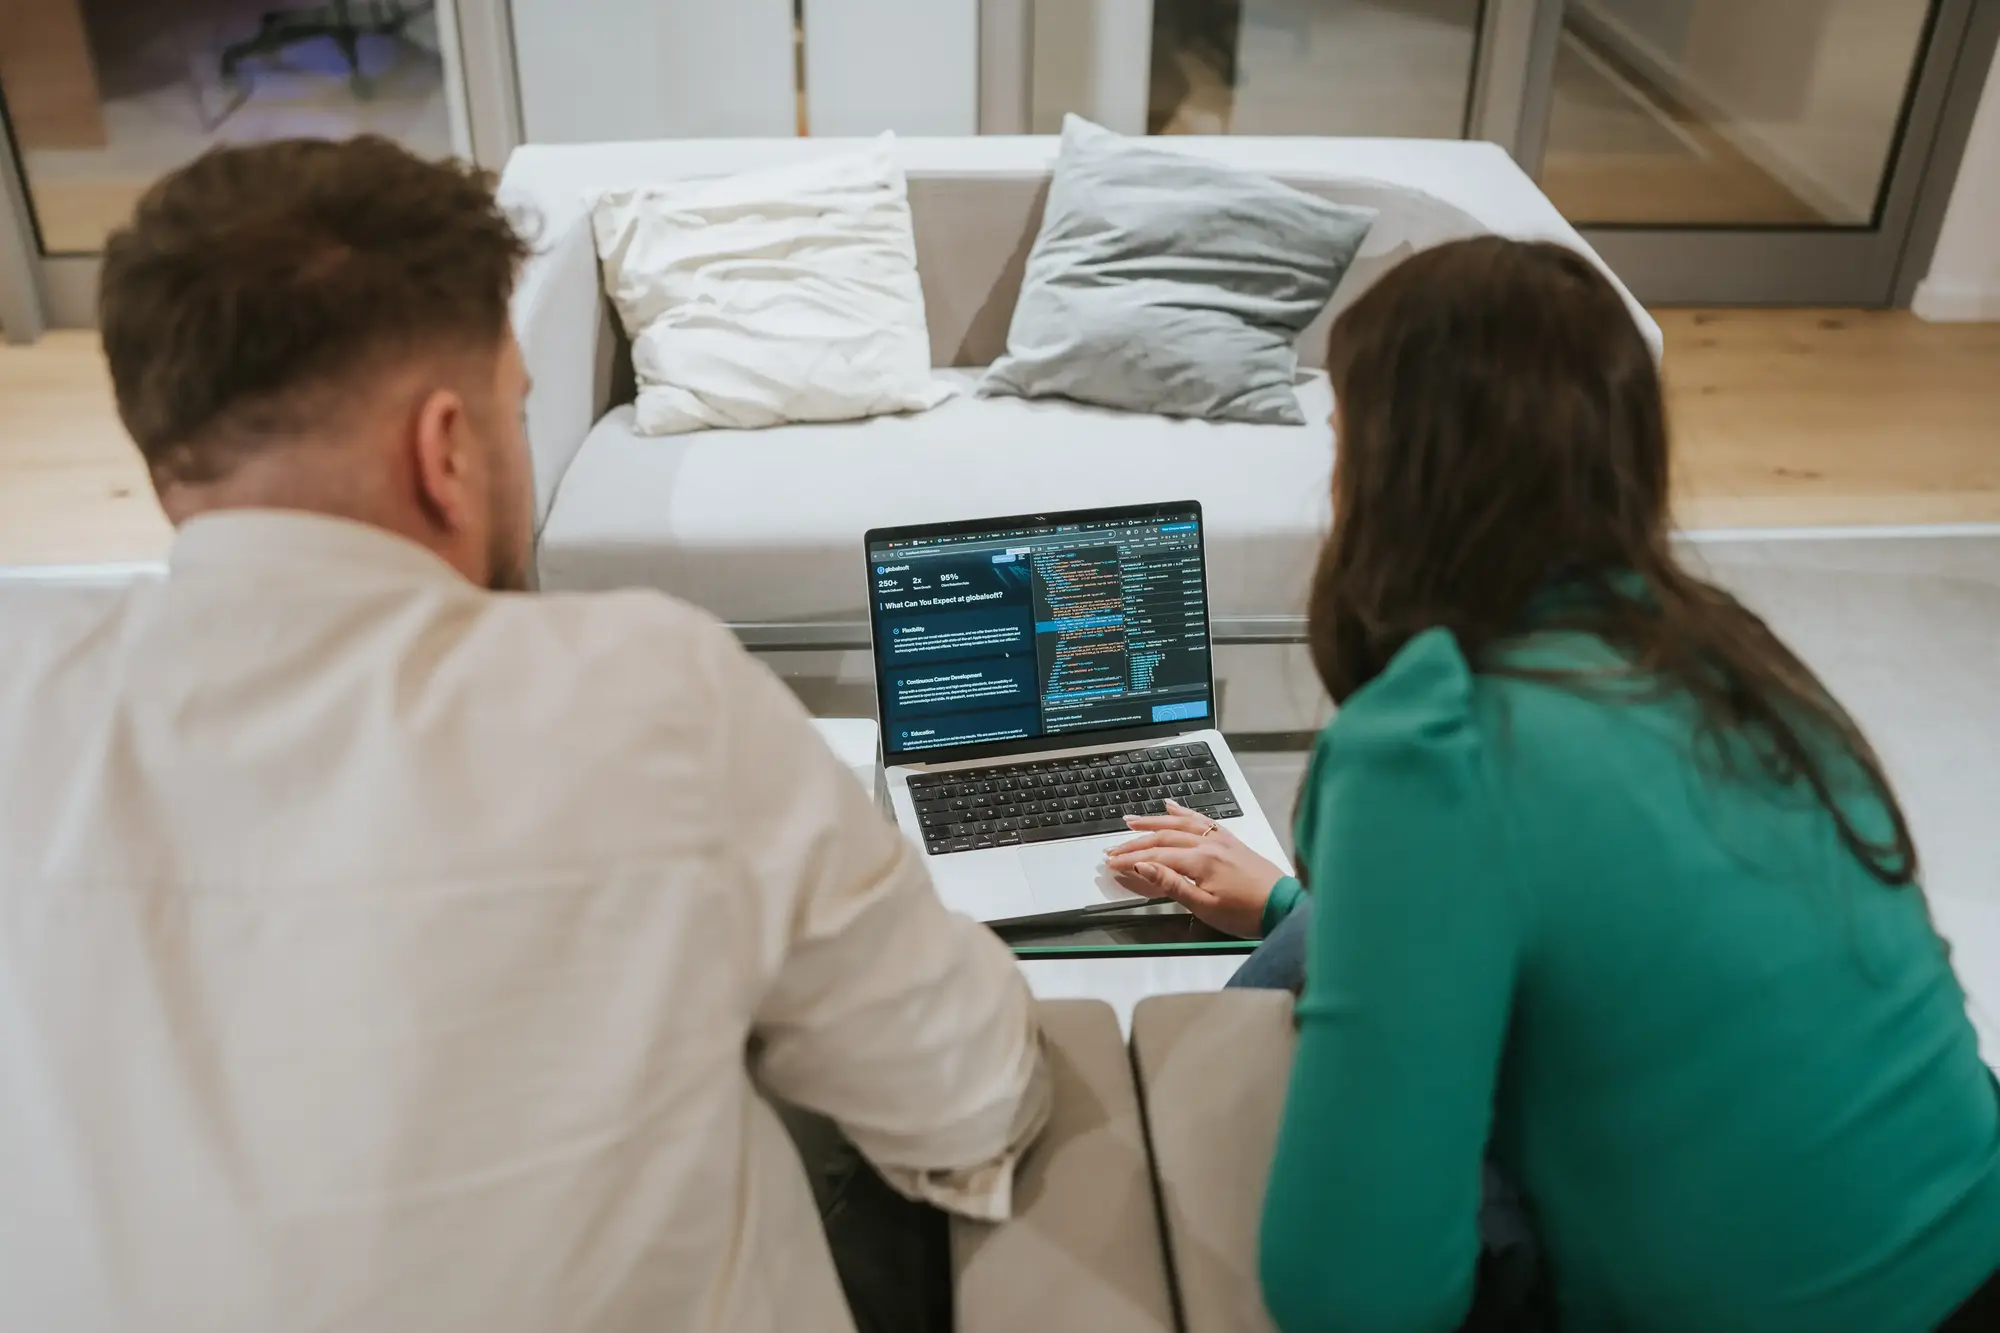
left=1224, top=891, right=1314, bottom=993
left=1940, top=1264, right=2000, bottom=1331
left=1230, top=898, right=1550, bottom=1332
left=782, top=1105, right=952, bottom=1333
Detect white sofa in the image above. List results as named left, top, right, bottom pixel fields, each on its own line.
left=503, top=136, right=1661, bottom=648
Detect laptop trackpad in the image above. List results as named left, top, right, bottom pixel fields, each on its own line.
left=1019, top=834, right=1150, bottom=916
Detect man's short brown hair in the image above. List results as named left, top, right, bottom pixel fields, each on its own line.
left=100, top=136, right=530, bottom=487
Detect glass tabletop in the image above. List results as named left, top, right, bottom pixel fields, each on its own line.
left=998, top=901, right=1259, bottom=960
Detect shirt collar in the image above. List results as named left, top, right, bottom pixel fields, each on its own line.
left=168, top=509, right=474, bottom=590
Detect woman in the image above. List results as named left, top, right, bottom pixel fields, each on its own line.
left=1104, top=237, right=2000, bottom=1332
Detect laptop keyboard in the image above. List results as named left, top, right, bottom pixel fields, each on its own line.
left=906, top=742, right=1243, bottom=856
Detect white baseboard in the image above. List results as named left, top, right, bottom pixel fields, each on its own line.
left=1912, top=278, right=2000, bottom=322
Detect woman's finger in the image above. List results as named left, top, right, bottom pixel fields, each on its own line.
left=1123, top=844, right=1215, bottom=882
left=1121, top=811, right=1213, bottom=835
left=1163, top=800, right=1242, bottom=846
left=1141, top=862, right=1218, bottom=910
left=1105, top=829, right=1202, bottom=859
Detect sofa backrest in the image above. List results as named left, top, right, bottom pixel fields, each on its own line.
left=905, top=169, right=1489, bottom=370
left=585, top=166, right=1487, bottom=391
left=503, top=133, right=1660, bottom=379
left=503, top=137, right=1662, bottom=521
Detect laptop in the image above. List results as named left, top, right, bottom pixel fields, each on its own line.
left=864, top=501, right=1292, bottom=926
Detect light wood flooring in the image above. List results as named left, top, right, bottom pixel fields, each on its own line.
left=0, top=311, right=1997, bottom=568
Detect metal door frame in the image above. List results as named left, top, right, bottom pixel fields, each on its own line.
left=7, top=0, right=1995, bottom=328
left=975, top=0, right=1997, bottom=308
left=0, top=0, right=524, bottom=339
left=1519, top=0, right=1998, bottom=306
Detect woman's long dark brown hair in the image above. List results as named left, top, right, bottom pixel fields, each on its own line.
left=1307, top=236, right=1917, bottom=886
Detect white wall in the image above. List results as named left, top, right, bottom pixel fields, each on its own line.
left=1914, top=45, right=2000, bottom=322
left=511, top=0, right=798, bottom=141
left=509, top=0, right=981, bottom=143
left=803, top=0, right=978, bottom=135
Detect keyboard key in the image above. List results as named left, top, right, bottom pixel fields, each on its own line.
left=1021, top=817, right=1127, bottom=843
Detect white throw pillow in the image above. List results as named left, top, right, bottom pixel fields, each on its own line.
left=590, top=135, right=952, bottom=436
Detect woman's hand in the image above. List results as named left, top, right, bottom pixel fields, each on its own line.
left=1104, top=800, right=1287, bottom=939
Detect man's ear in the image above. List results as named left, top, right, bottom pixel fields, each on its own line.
left=411, top=386, right=472, bottom=533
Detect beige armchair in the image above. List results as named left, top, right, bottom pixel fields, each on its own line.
left=952, top=999, right=1177, bottom=1333
left=951, top=991, right=1299, bottom=1333
left=1131, top=991, right=1296, bottom=1333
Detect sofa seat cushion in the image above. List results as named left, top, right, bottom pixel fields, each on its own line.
left=536, top=369, right=1334, bottom=625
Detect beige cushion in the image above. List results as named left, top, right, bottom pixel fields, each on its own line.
left=952, top=999, right=1175, bottom=1333
left=1130, top=991, right=1299, bottom=1333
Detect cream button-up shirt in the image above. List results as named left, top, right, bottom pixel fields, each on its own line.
left=0, top=511, right=1046, bottom=1333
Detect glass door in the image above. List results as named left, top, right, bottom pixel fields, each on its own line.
left=993, top=0, right=1995, bottom=307
left=1021, top=0, right=1490, bottom=138
left=0, top=0, right=495, bottom=339
left=1143, top=0, right=1486, bottom=137
left=1526, top=0, right=1997, bottom=303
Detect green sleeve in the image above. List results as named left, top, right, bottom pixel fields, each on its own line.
left=1260, top=876, right=1303, bottom=937
left=1258, top=636, right=1519, bottom=1333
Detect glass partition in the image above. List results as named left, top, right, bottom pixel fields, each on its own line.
left=1539, top=0, right=1939, bottom=227
left=0, top=0, right=456, bottom=255
left=1030, top=0, right=1485, bottom=139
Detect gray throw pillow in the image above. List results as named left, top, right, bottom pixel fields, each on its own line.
left=981, top=115, right=1376, bottom=424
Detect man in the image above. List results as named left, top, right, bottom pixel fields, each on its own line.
left=0, top=137, right=1046, bottom=1332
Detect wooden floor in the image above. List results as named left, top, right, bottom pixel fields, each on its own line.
left=0, top=330, right=170, bottom=566
left=1, top=311, right=1997, bottom=567
left=1661, top=310, right=2000, bottom=529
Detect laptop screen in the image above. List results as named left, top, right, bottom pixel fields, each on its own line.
left=865, top=502, right=1215, bottom=760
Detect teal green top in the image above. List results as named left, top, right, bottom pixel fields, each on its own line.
left=1262, top=873, right=1303, bottom=937
left=1258, top=627, right=2000, bottom=1333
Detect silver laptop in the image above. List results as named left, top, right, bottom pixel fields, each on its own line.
left=864, top=501, right=1291, bottom=925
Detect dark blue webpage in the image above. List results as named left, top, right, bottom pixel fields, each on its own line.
left=869, top=511, right=1213, bottom=755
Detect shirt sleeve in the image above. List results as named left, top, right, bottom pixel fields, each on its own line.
left=1261, top=876, right=1304, bottom=937
left=697, top=620, right=1049, bottom=1219
left=1259, top=635, right=1519, bottom=1333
